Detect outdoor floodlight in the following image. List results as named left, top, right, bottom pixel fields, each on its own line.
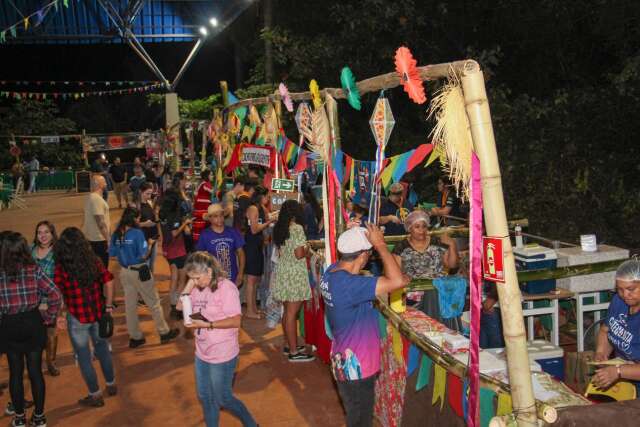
left=199, top=26, right=208, bottom=36
left=209, top=17, right=218, bottom=27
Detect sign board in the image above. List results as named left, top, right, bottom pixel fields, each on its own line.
left=270, top=191, right=299, bottom=211
left=271, top=178, right=295, bottom=192
left=41, top=136, right=60, bottom=144
left=240, top=145, right=272, bottom=168
left=483, top=236, right=506, bottom=283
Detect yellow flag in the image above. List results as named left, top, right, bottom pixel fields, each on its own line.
left=380, top=157, right=396, bottom=190
left=432, top=364, right=447, bottom=410
left=496, top=392, right=513, bottom=416
left=348, top=160, right=355, bottom=197
left=216, top=167, right=223, bottom=189
left=425, top=144, right=442, bottom=167
left=392, top=328, right=403, bottom=363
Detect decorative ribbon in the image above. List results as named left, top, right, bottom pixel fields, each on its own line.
left=407, top=344, right=420, bottom=377
left=467, top=152, right=484, bottom=427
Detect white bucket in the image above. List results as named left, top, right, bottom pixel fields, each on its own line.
left=580, top=234, right=597, bottom=252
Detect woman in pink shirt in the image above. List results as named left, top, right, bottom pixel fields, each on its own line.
left=178, top=251, right=257, bottom=427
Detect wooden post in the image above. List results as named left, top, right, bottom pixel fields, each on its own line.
left=220, top=81, right=229, bottom=107
left=461, top=62, right=537, bottom=426
left=325, top=94, right=345, bottom=234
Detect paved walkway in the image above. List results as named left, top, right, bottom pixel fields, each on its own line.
left=0, top=191, right=345, bottom=426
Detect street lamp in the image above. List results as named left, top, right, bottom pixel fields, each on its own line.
left=199, top=26, right=208, bottom=37
left=209, top=17, right=218, bottom=27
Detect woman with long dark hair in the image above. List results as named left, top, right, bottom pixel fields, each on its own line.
left=110, top=208, right=177, bottom=348
left=1, top=232, right=61, bottom=427
left=243, top=187, right=274, bottom=319
left=159, top=188, right=192, bottom=318
left=138, top=182, right=160, bottom=273
left=302, top=188, right=323, bottom=240
left=54, top=227, right=116, bottom=408
left=31, top=221, right=60, bottom=377
left=271, top=200, right=314, bottom=362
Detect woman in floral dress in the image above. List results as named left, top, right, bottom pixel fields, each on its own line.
left=271, top=200, right=314, bottom=362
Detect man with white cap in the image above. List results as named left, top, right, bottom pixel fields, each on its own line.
left=320, top=223, right=408, bottom=427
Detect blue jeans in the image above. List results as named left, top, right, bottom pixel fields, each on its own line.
left=194, top=356, right=257, bottom=427
left=67, top=314, right=115, bottom=394
left=480, top=309, right=505, bottom=349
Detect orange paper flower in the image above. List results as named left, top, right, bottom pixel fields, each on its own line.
left=394, top=46, right=426, bottom=104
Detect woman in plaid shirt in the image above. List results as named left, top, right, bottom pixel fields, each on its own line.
left=31, top=221, right=60, bottom=377
left=0, top=231, right=61, bottom=427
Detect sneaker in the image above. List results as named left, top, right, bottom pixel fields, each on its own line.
left=30, top=413, right=47, bottom=427
left=11, top=414, right=26, bottom=427
left=78, top=395, right=105, bottom=408
left=160, top=328, right=179, bottom=344
left=288, top=352, right=315, bottom=363
left=105, top=384, right=118, bottom=397
left=128, top=337, right=146, bottom=348
left=4, top=401, right=29, bottom=416
left=283, top=345, right=306, bottom=355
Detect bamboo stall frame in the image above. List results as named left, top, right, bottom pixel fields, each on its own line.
left=376, top=298, right=558, bottom=424
left=221, top=59, right=568, bottom=425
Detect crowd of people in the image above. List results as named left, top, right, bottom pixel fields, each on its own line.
left=4, top=153, right=640, bottom=427
left=0, top=155, right=487, bottom=427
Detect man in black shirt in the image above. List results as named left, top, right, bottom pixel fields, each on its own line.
left=109, top=157, right=128, bottom=208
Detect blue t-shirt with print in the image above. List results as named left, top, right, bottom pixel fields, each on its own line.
left=607, top=294, right=640, bottom=361
left=109, top=228, right=148, bottom=267
left=196, top=226, right=245, bottom=283
left=320, top=264, right=379, bottom=381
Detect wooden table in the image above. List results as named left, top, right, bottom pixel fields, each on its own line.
left=521, top=288, right=574, bottom=346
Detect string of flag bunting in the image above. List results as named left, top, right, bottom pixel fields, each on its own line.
left=0, top=0, right=63, bottom=44
left=0, top=83, right=164, bottom=101
left=0, top=80, right=161, bottom=86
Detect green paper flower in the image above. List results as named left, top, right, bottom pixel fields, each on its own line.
left=341, top=66, right=361, bottom=111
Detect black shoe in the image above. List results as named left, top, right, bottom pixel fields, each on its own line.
left=29, top=413, right=47, bottom=427
left=283, top=345, right=306, bottom=355
left=137, top=298, right=146, bottom=307
left=105, top=384, right=118, bottom=397
left=160, top=328, right=179, bottom=344
left=11, top=414, right=26, bottom=427
left=78, top=395, right=105, bottom=408
left=288, top=352, right=315, bottom=363
left=128, top=337, right=146, bottom=348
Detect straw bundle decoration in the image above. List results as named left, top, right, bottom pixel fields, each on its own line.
left=308, top=104, right=331, bottom=161
left=249, top=105, right=262, bottom=126
left=428, top=71, right=474, bottom=200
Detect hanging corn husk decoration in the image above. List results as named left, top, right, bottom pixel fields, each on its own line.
left=428, top=72, right=473, bottom=200
left=262, top=104, right=279, bottom=146
left=308, top=104, right=331, bottom=161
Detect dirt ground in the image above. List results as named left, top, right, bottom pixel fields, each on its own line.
left=0, top=191, right=346, bottom=427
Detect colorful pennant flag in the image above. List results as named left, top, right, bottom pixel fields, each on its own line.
left=416, top=354, right=432, bottom=391
left=496, top=393, right=512, bottom=416
left=377, top=312, right=388, bottom=340
left=407, top=344, right=420, bottom=377
left=433, top=364, right=447, bottom=410
left=392, top=328, right=403, bottom=363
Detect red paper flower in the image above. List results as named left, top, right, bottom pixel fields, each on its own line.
left=394, top=46, right=426, bottom=104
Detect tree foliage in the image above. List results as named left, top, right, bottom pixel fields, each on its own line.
left=242, top=0, right=640, bottom=249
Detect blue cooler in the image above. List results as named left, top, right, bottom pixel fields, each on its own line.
left=527, top=340, right=564, bottom=381
left=514, top=244, right=557, bottom=294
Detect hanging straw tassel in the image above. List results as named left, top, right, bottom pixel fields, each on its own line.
left=308, top=104, right=331, bottom=162
left=428, top=71, right=473, bottom=200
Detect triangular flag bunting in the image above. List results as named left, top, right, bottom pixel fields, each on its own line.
left=416, top=355, right=432, bottom=391
left=480, top=388, right=497, bottom=427
left=377, top=312, right=387, bottom=339
left=407, top=344, right=421, bottom=377
left=496, top=392, right=512, bottom=416
left=391, top=328, right=403, bottom=363
left=432, top=364, right=447, bottom=410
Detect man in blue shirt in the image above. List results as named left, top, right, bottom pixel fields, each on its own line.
left=379, top=183, right=413, bottom=236
left=109, top=209, right=177, bottom=348
left=196, top=203, right=246, bottom=285
left=320, top=224, right=408, bottom=427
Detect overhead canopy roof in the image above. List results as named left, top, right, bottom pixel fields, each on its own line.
left=0, top=0, right=241, bottom=44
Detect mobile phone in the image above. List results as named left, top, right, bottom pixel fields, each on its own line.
left=190, top=312, right=209, bottom=322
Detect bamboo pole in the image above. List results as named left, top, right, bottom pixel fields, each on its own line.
left=408, top=258, right=625, bottom=291
left=461, top=62, right=537, bottom=426
left=223, top=60, right=474, bottom=112
left=325, top=94, right=345, bottom=235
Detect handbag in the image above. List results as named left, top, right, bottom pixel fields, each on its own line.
left=99, top=312, right=114, bottom=338
left=131, top=264, right=152, bottom=282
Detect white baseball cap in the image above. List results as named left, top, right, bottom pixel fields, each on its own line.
left=337, top=227, right=373, bottom=254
